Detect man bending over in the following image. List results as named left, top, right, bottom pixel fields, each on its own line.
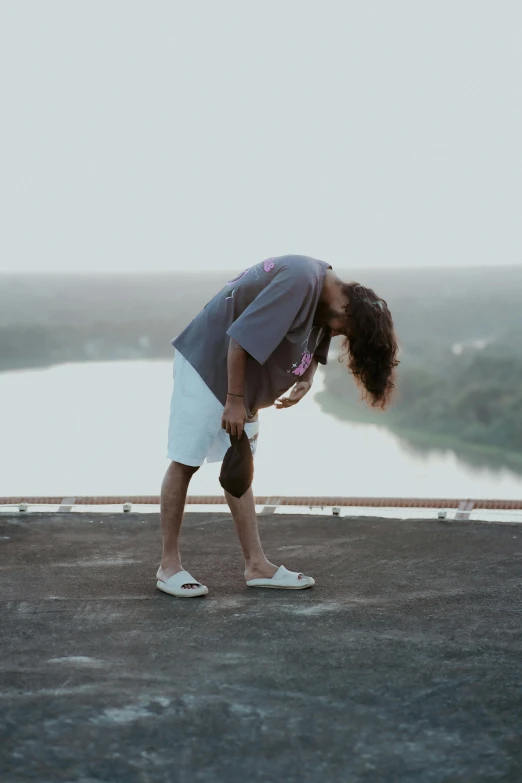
left=158, top=254, right=399, bottom=597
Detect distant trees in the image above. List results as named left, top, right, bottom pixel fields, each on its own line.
left=320, top=342, right=522, bottom=453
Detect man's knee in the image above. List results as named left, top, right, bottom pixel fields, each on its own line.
left=171, top=460, right=200, bottom=478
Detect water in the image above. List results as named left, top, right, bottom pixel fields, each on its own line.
left=1, top=359, right=522, bottom=500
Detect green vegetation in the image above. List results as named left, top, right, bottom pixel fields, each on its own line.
left=317, top=264, right=522, bottom=469
left=316, top=356, right=522, bottom=473
left=0, top=272, right=223, bottom=372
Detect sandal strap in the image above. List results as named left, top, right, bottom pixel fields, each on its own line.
left=274, top=565, right=303, bottom=583
left=162, top=570, right=201, bottom=589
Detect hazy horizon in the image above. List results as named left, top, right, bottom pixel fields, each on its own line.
left=3, top=261, right=522, bottom=278
left=1, top=1, right=521, bottom=274
left=4, top=261, right=522, bottom=277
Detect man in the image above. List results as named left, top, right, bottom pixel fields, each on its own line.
left=157, top=254, right=398, bottom=597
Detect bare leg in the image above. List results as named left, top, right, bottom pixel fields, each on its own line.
left=225, top=487, right=304, bottom=582
left=156, top=461, right=201, bottom=589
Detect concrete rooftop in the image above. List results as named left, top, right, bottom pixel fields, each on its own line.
left=1, top=511, right=521, bottom=782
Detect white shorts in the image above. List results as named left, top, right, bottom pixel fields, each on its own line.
left=167, top=351, right=259, bottom=467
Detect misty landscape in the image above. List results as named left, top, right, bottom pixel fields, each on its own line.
left=2, top=264, right=522, bottom=472
left=2, top=2, right=522, bottom=778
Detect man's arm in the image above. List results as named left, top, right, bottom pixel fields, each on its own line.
left=222, top=338, right=248, bottom=438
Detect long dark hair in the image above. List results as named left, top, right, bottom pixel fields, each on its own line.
left=341, top=282, right=399, bottom=410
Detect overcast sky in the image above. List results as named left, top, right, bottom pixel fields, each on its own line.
left=1, top=1, right=520, bottom=274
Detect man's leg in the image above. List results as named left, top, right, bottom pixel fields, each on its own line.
left=157, top=460, right=201, bottom=589
left=225, top=487, right=305, bottom=582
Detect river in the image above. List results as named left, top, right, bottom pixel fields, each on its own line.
left=1, top=359, right=522, bottom=501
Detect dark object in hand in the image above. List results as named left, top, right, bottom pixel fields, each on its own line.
left=219, top=434, right=254, bottom=498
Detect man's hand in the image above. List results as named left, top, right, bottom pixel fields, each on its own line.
left=222, top=397, right=247, bottom=437
left=275, top=381, right=312, bottom=409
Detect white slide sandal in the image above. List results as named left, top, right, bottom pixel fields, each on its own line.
left=246, top=564, right=315, bottom=590
left=156, top=570, right=209, bottom=598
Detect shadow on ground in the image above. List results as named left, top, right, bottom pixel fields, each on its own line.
left=1, top=512, right=521, bottom=782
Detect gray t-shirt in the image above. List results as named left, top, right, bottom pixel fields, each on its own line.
left=172, top=254, right=332, bottom=416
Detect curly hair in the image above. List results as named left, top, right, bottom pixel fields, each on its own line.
left=340, top=282, right=399, bottom=410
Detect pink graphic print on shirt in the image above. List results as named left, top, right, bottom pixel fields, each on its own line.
left=292, top=351, right=313, bottom=376
left=228, top=258, right=274, bottom=284
left=227, top=268, right=250, bottom=284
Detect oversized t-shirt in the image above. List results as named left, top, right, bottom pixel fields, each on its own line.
left=172, top=254, right=332, bottom=416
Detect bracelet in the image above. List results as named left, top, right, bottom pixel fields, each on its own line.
left=227, top=392, right=243, bottom=398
